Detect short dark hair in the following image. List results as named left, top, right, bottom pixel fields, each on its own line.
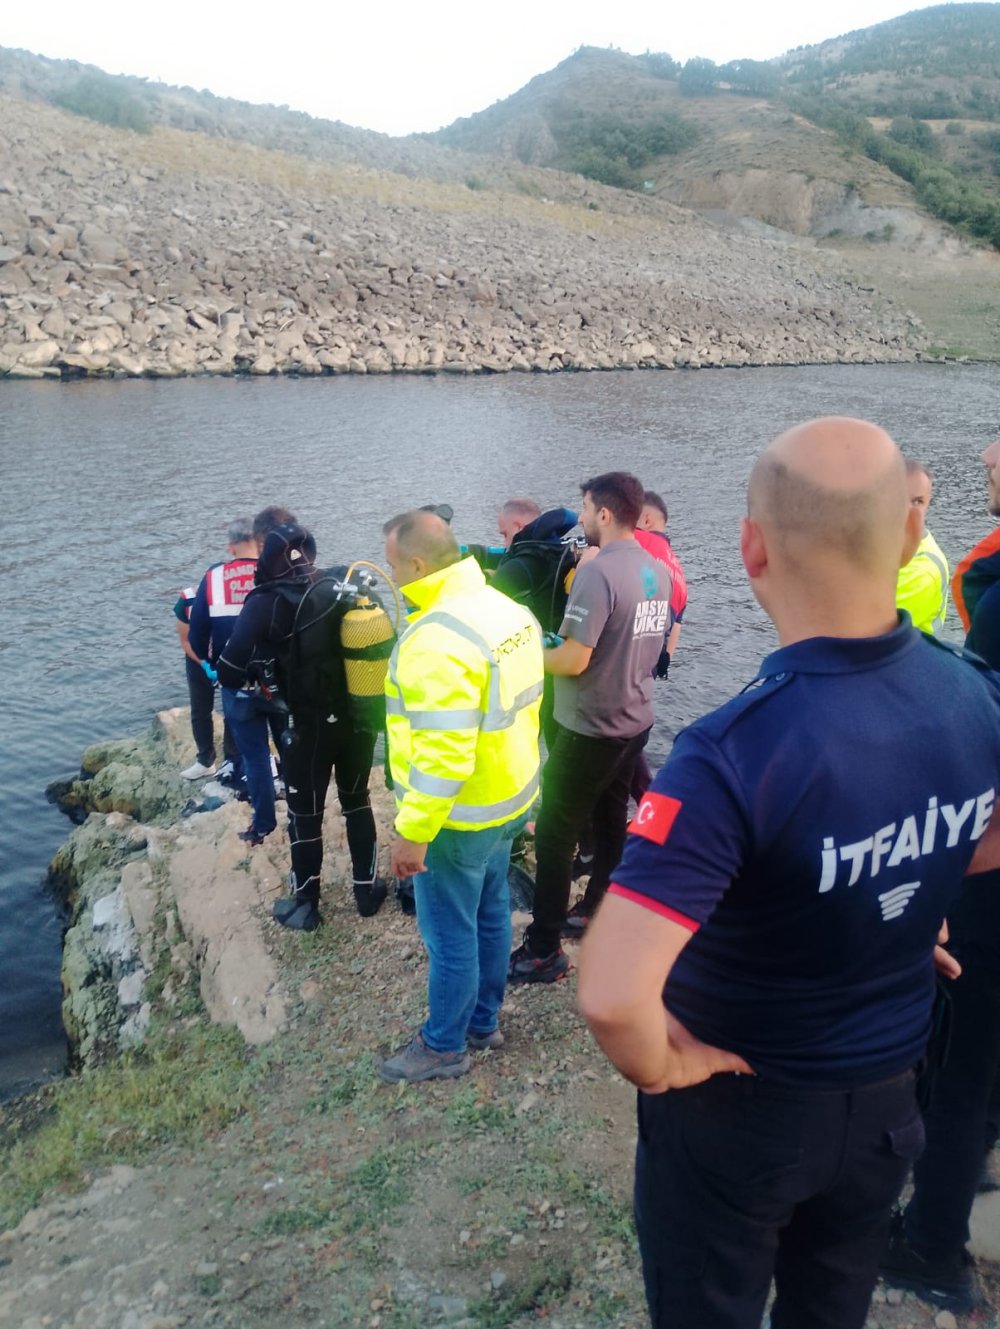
left=642, top=490, right=669, bottom=524
left=253, top=505, right=297, bottom=541
left=581, top=471, right=644, bottom=530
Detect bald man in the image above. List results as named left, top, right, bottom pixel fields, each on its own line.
left=379, top=510, right=543, bottom=1083
left=577, top=418, right=1000, bottom=1329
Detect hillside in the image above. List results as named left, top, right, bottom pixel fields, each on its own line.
left=4, top=17, right=1000, bottom=378
left=779, top=2, right=1000, bottom=119
left=0, top=53, right=931, bottom=381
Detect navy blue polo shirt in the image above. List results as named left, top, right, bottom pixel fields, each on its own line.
left=610, top=617, right=1000, bottom=1088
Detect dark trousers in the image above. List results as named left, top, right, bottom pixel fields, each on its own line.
left=631, top=748, right=653, bottom=804
left=539, top=675, right=558, bottom=754
left=283, top=712, right=377, bottom=905
left=635, top=1070, right=923, bottom=1329
left=905, top=869, right=1000, bottom=1257
left=527, top=723, right=649, bottom=955
left=223, top=689, right=286, bottom=836
left=185, top=657, right=239, bottom=768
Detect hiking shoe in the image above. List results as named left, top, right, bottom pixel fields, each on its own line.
left=468, top=1027, right=505, bottom=1051
left=562, top=900, right=591, bottom=938
left=354, top=878, right=388, bottom=918
left=181, top=760, right=216, bottom=780
left=507, top=939, right=570, bottom=985
left=272, top=897, right=321, bottom=931
left=378, top=1033, right=471, bottom=1084
left=237, top=824, right=269, bottom=846
left=879, top=1211, right=982, bottom=1313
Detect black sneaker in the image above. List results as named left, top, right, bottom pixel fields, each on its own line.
left=354, top=878, right=388, bottom=918
left=507, top=939, right=570, bottom=985
left=272, top=897, right=321, bottom=931
left=879, top=1211, right=982, bottom=1313
left=562, top=900, right=591, bottom=938
left=238, top=824, right=269, bottom=846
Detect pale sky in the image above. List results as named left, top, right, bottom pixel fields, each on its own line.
left=3, top=0, right=956, bottom=136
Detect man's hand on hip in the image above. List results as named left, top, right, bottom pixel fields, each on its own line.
left=391, top=837, right=428, bottom=879
left=642, top=1012, right=753, bottom=1095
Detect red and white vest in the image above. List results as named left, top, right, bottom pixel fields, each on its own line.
left=206, top=558, right=257, bottom=617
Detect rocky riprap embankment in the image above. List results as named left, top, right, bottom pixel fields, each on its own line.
left=0, top=95, right=927, bottom=381
left=48, top=707, right=395, bottom=1069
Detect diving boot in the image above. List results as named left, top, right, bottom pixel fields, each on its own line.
left=272, top=897, right=321, bottom=931
left=354, top=877, right=388, bottom=918
left=273, top=872, right=321, bottom=932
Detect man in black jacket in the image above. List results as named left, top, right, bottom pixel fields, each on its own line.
left=490, top=503, right=579, bottom=750
left=217, top=524, right=386, bottom=931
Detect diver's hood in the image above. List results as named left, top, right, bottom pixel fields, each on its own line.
left=256, top=523, right=317, bottom=584
left=512, top=507, right=579, bottom=546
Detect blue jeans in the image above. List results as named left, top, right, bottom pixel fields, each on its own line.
left=222, top=688, right=276, bottom=835
left=414, top=815, right=525, bottom=1053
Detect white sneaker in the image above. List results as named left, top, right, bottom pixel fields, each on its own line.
left=216, top=759, right=235, bottom=779
left=181, top=760, right=217, bottom=780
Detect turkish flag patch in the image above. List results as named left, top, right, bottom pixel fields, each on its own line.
left=629, top=792, right=682, bottom=845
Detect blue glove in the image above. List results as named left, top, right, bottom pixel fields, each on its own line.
left=543, top=632, right=564, bottom=650
left=201, top=660, right=218, bottom=683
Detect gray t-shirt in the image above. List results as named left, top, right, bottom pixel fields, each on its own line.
left=554, top=538, right=674, bottom=738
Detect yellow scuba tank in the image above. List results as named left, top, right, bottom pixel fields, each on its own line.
left=339, top=561, right=400, bottom=732
left=341, top=596, right=394, bottom=697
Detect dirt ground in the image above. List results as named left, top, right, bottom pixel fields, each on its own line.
left=3, top=868, right=1000, bottom=1329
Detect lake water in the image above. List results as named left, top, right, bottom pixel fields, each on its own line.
left=2, top=363, right=997, bottom=1098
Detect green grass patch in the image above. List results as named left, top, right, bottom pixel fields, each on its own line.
left=342, top=1146, right=413, bottom=1231
left=445, top=1084, right=513, bottom=1134
left=307, top=1053, right=378, bottom=1112
left=0, top=1022, right=256, bottom=1229
left=925, top=344, right=977, bottom=358
left=468, top=1262, right=574, bottom=1328
left=259, top=1203, right=331, bottom=1234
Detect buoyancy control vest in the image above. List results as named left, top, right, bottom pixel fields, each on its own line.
left=493, top=540, right=576, bottom=634
left=276, top=568, right=395, bottom=732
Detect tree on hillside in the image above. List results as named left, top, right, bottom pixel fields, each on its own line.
left=52, top=72, right=152, bottom=133
left=640, top=52, right=681, bottom=80
left=888, top=115, right=938, bottom=154
left=679, top=58, right=720, bottom=96
left=720, top=59, right=780, bottom=97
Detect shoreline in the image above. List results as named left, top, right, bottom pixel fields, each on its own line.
left=1, top=350, right=988, bottom=386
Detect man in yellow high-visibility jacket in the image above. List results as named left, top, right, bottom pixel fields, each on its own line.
left=379, top=510, right=544, bottom=1084
left=897, top=460, right=949, bottom=636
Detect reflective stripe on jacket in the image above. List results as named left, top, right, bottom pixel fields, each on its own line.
left=897, top=529, right=950, bottom=636
left=207, top=559, right=257, bottom=617
left=386, top=557, right=543, bottom=842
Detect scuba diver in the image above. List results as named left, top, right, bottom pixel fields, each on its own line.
left=216, top=523, right=393, bottom=931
